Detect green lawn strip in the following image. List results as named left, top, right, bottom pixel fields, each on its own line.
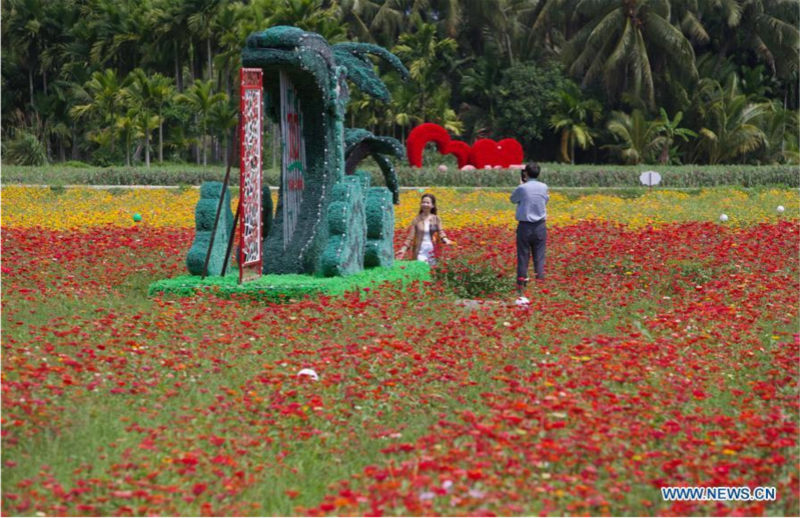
left=147, top=261, right=431, bottom=301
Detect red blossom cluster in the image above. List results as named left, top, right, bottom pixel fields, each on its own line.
left=1, top=221, right=798, bottom=516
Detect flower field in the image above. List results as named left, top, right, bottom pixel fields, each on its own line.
left=1, top=186, right=798, bottom=516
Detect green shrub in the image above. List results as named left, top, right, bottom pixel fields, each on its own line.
left=433, top=255, right=511, bottom=299
left=4, top=131, right=48, bottom=166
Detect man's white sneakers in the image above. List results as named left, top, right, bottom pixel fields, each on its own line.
left=515, top=296, right=530, bottom=307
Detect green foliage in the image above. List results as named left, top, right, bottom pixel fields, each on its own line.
left=4, top=129, right=48, bottom=166
left=495, top=62, right=573, bottom=156
left=548, top=81, right=603, bottom=164
left=434, top=255, right=510, bottom=299
left=2, top=0, right=798, bottom=167
left=606, top=109, right=663, bottom=164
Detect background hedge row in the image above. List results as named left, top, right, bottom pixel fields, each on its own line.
left=2, top=163, right=798, bottom=188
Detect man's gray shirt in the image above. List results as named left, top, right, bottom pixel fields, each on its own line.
left=510, top=179, right=549, bottom=222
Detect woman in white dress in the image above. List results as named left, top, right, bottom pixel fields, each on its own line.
left=396, top=193, right=452, bottom=265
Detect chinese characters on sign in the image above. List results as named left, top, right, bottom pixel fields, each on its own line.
left=280, top=71, right=306, bottom=250
left=239, top=68, right=263, bottom=282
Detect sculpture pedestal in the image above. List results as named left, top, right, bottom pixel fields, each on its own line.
left=149, top=261, right=430, bottom=302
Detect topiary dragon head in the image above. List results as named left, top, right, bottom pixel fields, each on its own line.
left=242, top=25, right=409, bottom=123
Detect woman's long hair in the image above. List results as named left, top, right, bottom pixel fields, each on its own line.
left=418, top=193, right=438, bottom=215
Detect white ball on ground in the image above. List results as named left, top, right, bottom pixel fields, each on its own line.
left=297, top=368, right=319, bottom=381
left=777, top=205, right=785, bottom=214
left=719, top=214, right=728, bottom=222
left=515, top=296, right=530, bottom=307
left=438, top=164, right=448, bottom=172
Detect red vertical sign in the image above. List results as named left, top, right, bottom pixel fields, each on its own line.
left=239, top=68, right=263, bottom=283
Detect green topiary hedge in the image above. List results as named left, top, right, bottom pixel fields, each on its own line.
left=3, top=163, right=797, bottom=188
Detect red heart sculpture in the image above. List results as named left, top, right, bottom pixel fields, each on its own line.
left=406, top=123, right=525, bottom=168
left=442, top=140, right=471, bottom=168
left=497, top=138, right=524, bottom=167
left=469, top=139, right=504, bottom=169
left=406, top=123, right=451, bottom=167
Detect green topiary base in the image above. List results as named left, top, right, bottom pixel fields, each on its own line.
left=148, top=261, right=430, bottom=301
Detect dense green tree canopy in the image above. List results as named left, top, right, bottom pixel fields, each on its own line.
left=2, top=0, right=798, bottom=166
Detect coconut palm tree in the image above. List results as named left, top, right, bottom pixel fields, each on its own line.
left=562, top=0, right=698, bottom=110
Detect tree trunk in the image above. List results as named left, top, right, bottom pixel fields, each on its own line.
left=560, top=131, right=570, bottom=163
left=175, top=42, right=183, bottom=92
left=159, top=119, right=164, bottom=163
left=71, top=122, right=79, bottom=160
left=659, top=140, right=669, bottom=164
left=145, top=132, right=151, bottom=167
left=570, top=134, right=575, bottom=165
left=29, top=68, right=35, bottom=113
left=207, top=38, right=213, bottom=81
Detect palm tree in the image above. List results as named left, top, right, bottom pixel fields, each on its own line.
left=187, top=0, right=222, bottom=82
left=177, top=78, right=227, bottom=165
left=122, top=69, right=173, bottom=167
left=691, top=77, right=771, bottom=163
left=212, top=2, right=249, bottom=100
left=605, top=109, right=662, bottom=164
left=70, top=68, right=124, bottom=155
left=392, top=21, right=459, bottom=124
left=562, top=0, right=698, bottom=109
left=115, top=111, right=139, bottom=166
left=655, top=108, right=696, bottom=164
left=739, top=0, right=799, bottom=79
left=149, top=74, right=176, bottom=164
left=548, top=82, right=603, bottom=164
left=267, top=0, right=347, bottom=43
left=3, top=0, right=48, bottom=113
left=207, top=98, right=238, bottom=163
left=702, top=0, right=800, bottom=79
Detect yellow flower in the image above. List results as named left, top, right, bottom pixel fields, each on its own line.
left=1, top=186, right=796, bottom=230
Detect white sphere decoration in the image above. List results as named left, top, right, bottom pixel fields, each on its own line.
left=438, top=164, right=448, bottom=172
left=719, top=214, right=729, bottom=222
left=777, top=205, right=785, bottom=214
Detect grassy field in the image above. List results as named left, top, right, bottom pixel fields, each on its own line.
left=1, top=187, right=798, bottom=516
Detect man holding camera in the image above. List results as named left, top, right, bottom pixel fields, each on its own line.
left=510, top=162, right=549, bottom=305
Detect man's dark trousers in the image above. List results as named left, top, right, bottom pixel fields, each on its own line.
left=516, top=220, right=546, bottom=284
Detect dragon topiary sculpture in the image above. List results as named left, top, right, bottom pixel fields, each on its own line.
left=187, top=26, right=408, bottom=278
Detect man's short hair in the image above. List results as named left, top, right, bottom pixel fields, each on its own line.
left=524, top=162, right=540, bottom=179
